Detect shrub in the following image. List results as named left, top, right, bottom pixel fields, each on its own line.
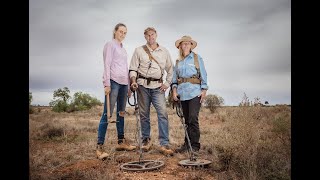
left=49, top=87, right=101, bottom=112
left=239, top=92, right=250, bottom=106
left=45, top=127, right=64, bottom=139
left=29, top=92, right=34, bottom=114
left=204, top=94, right=224, bottom=113
left=50, top=100, right=69, bottom=112
left=29, top=92, right=33, bottom=106
left=69, top=92, right=101, bottom=112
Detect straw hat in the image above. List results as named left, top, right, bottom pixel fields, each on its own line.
left=175, top=35, right=197, bottom=49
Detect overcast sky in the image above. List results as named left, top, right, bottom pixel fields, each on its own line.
left=29, top=0, right=291, bottom=106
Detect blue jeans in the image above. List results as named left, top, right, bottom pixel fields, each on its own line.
left=137, top=85, right=169, bottom=146
left=97, top=79, right=128, bottom=145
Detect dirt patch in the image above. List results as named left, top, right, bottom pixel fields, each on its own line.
left=54, top=159, right=101, bottom=174
left=51, top=151, right=216, bottom=180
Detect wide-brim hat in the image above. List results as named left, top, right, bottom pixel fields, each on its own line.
left=175, top=35, right=197, bottom=49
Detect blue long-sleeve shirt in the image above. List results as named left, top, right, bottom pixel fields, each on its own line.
left=172, top=52, right=208, bottom=101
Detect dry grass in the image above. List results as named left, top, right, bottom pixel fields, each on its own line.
left=29, top=105, right=291, bottom=180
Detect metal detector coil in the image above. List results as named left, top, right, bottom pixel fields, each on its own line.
left=178, top=159, right=212, bottom=168
left=120, top=160, right=165, bottom=171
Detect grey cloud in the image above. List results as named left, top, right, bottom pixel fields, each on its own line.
left=149, top=0, right=290, bottom=27
left=29, top=0, right=291, bottom=106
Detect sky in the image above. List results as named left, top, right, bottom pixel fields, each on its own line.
left=29, top=0, right=291, bottom=106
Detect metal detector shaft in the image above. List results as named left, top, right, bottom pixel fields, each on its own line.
left=181, top=117, right=196, bottom=161
left=128, top=91, right=143, bottom=162
left=175, top=98, right=196, bottom=161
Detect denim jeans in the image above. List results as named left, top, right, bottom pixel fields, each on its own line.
left=97, top=79, right=128, bottom=145
left=180, top=96, right=201, bottom=150
left=137, top=85, right=169, bottom=146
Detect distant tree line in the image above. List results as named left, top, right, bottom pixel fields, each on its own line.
left=29, top=87, right=102, bottom=113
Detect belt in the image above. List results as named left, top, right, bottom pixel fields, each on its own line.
left=138, top=74, right=161, bottom=85
left=177, top=77, right=201, bottom=85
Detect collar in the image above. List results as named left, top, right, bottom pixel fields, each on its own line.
left=146, top=43, right=162, bottom=52
left=185, top=52, right=194, bottom=59
left=178, top=51, right=194, bottom=61
left=113, top=39, right=123, bottom=48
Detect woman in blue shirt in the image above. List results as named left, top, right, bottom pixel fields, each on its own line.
left=171, top=35, right=208, bottom=153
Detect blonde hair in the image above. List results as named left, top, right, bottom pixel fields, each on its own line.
left=178, top=45, right=192, bottom=60
left=113, top=23, right=126, bottom=39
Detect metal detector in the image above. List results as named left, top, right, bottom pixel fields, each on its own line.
left=119, top=90, right=165, bottom=171
left=173, top=97, right=212, bottom=168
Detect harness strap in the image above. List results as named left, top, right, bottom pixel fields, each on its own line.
left=175, top=52, right=201, bottom=85
left=142, top=45, right=163, bottom=83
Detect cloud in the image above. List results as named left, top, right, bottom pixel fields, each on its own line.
left=29, top=0, right=291, bottom=106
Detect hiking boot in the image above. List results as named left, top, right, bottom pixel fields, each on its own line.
left=158, top=145, right=174, bottom=156
left=141, top=138, right=152, bottom=152
left=96, top=144, right=109, bottom=160
left=192, top=146, right=200, bottom=152
left=115, top=138, right=136, bottom=151
left=175, top=144, right=189, bottom=153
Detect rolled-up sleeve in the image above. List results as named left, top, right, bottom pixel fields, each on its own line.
left=102, top=42, right=113, bottom=87
left=198, top=55, right=208, bottom=90
left=129, top=48, right=139, bottom=79
left=172, top=62, right=178, bottom=89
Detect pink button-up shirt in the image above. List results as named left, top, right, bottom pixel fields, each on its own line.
left=102, top=39, right=129, bottom=87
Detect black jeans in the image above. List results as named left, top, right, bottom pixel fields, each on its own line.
left=181, top=96, right=201, bottom=150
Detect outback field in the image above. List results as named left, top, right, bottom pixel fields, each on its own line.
left=29, top=104, right=291, bottom=180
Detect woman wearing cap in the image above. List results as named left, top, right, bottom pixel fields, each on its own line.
left=171, top=35, right=208, bottom=153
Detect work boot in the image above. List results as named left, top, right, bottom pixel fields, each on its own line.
left=191, top=146, right=200, bottom=152
left=96, top=144, right=109, bottom=160
left=115, top=138, right=136, bottom=151
left=141, top=138, right=152, bottom=152
left=175, top=143, right=189, bottom=153
left=158, top=145, right=174, bottom=156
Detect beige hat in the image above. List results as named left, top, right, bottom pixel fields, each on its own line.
left=144, top=27, right=157, bottom=35
left=175, top=35, right=197, bottom=49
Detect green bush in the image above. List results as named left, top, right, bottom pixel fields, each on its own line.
left=69, top=92, right=101, bottom=112
left=49, top=87, right=101, bottom=112
left=50, top=100, right=69, bottom=112
left=29, top=92, right=34, bottom=114
left=204, top=94, right=224, bottom=113
left=29, top=92, right=33, bottom=106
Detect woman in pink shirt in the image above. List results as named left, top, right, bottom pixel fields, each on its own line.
left=96, top=23, right=136, bottom=160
